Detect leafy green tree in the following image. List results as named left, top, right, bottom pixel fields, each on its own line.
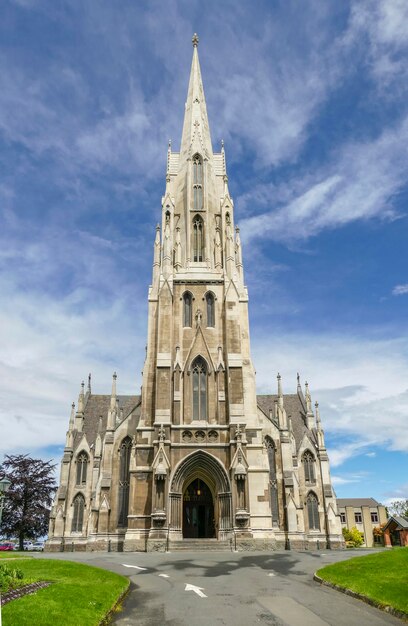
left=0, top=455, right=56, bottom=550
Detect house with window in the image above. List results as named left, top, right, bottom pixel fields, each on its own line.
left=46, top=35, right=343, bottom=553
left=337, top=498, right=387, bottom=547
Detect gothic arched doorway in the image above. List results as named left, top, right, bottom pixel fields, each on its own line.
left=169, top=450, right=232, bottom=541
left=183, top=478, right=215, bottom=538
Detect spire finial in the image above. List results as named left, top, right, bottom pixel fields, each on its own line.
left=192, top=33, right=199, bottom=47
left=87, top=373, right=91, bottom=393
left=315, top=401, right=321, bottom=427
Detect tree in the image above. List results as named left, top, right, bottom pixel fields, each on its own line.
left=387, top=499, right=408, bottom=518
left=0, top=455, right=57, bottom=550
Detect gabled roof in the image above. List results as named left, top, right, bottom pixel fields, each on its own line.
left=383, top=515, right=408, bottom=531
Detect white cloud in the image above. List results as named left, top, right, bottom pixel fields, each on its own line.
left=240, top=115, right=408, bottom=244
left=392, top=284, right=408, bottom=296
left=253, top=331, right=408, bottom=465
left=345, top=0, right=408, bottom=87
left=331, top=473, right=367, bottom=486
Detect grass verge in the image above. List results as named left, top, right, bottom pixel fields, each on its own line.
left=316, top=548, right=408, bottom=617
left=1, top=558, right=129, bottom=626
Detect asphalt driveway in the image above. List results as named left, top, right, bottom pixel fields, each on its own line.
left=38, top=548, right=402, bottom=625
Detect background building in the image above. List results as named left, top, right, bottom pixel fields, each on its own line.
left=337, top=497, right=387, bottom=547
left=46, top=36, right=343, bottom=553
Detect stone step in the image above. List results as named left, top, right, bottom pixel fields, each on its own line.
left=169, top=539, right=231, bottom=551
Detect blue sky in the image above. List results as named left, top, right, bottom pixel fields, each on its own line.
left=1, top=0, right=407, bottom=506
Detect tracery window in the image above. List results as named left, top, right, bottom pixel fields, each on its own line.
left=72, top=494, right=85, bottom=532
left=193, top=215, right=204, bottom=262
left=206, top=293, right=215, bottom=327
left=266, top=437, right=279, bottom=526
left=76, top=452, right=88, bottom=486
left=303, top=451, right=316, bottom=483
left=307, top=492, right=320, bottom=530
left=193, top=154, right=203, bottom=211
left=192, top=356, right=207, bottom=421
left=118, top=436, right=132, bottom=527
left=183, top=292, right=192, bottom=327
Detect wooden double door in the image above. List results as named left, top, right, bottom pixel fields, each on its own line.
left=183, top=479, right=215, bottom=538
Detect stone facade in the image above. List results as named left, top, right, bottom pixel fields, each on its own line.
left=46, top=36, right=344, bottom=553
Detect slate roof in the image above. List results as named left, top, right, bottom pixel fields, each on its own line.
left=73, top=394, right=141, bottom=451
left=73, top=391, right=313, bottom=452
left=257, top=393, right=317, bottom=450
left=336, top=498, right=382, bottom=508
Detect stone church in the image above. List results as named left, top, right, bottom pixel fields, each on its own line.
left=46, top=36, right=343, bottom=552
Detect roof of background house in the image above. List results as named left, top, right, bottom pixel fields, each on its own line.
left=336, top=498, right=383, bottom=508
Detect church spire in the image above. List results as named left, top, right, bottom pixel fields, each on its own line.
left=180, top=34, right=213, bottom=159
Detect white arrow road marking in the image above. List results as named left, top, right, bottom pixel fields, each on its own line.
left=122, top=564, right=147, bottom=571
left=158, top=574, right=170, bottom=578
left=185, top=583, right=207, bottom=598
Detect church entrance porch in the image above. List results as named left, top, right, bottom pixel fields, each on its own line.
left=168, top=450, right=233, bottom=542
left=183, top=479, right=215, bottom=538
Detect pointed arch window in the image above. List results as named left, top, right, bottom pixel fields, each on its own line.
left=206, top=292, right=215, bottom=327
left=76, top=452, right=88, bottom=486
left=266, top=438, right=279, bottom=526
left=183, top=292, right=192, bottom=327
left=307, top=492, right=320, bottom=530
left=303, top=451, right=316, bottom=483
left=72, top=494, right=85, bottom=532
left=118, top=436, right=132, bottom=527
left=192, top=356, right=207, bottom=421
left=193, top=154, right=203, bottom=211
left=193, top=215, right=204, bottom=262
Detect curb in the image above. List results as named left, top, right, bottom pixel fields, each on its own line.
left=313, top=573, right=408, bottom=623
left=1, top=581, right=52, bottom=606
left=99, top=580, right=131, bottom=625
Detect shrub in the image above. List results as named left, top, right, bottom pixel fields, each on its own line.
left=0, top=563, right=25, bottom=592
left=342, top=526, right=364, bottom=547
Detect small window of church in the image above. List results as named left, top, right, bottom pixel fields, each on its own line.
left=206, top=293, right=215, bottom=327
left=118, top=436, right=132, bottom=527
left=72, top=494, right=85, bottom=532
left=303, top=451, right=315, bottom=483
left=192, top=356, right=207, bottom=421
left=193, top=154, right=203, bottom=211
left=183, top=292, right=192, bottom=327
left=307, top=492, right=320, bottom=530
left=193, top=215, right=204, bottom=262
left=76, top=452, right=88, bottom=486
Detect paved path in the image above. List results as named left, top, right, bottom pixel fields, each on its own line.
left=39, top=549, right=402, bottom=625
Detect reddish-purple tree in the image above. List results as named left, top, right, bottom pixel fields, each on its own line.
left=0, top=455, right=57, bottom=550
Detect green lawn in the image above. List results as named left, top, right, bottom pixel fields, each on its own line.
left=1, top=558, right=129, bottom=626
left=317, top=548, right=408, bottom=616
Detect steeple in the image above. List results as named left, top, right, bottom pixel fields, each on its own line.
left=180, top=34, right=213, bottom=160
